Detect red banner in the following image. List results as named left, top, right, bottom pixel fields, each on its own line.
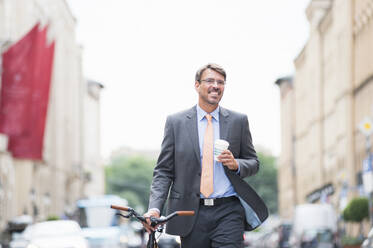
left=1, top=24, right=55, bottom=160
left=32, top=41, right=55, bottom=159
left=0, top=24, right=39, bottom=136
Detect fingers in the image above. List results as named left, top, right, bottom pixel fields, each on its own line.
left=217, top=150, right=238, bottom=171
left=143, top=210, right=160, bottom=234
left=143, top=219, right=153, bottom=234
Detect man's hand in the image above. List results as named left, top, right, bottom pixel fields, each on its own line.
left=143, top=210, right=160, bottom=234
left=218, top=150, right=238, bottom=171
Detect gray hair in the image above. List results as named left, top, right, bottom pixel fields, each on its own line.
left=195, top=63, right=226, bottom=82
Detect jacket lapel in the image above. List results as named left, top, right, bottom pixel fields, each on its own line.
left=186, top=106, right=201, bottom=163
left=219, top=107, right=230, bottom=141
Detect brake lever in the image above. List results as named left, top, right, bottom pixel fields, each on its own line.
left=115, top=213, right=131, bottom=219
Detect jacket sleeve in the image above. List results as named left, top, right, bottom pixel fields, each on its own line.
left=236, top=115, right=260, bottom=179
left=148, top=116, right=175, bottom=212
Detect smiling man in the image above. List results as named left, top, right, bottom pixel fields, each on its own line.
left=143, top=63, right=268, bottom=248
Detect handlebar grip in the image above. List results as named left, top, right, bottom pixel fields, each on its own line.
left=110, top=205, right=130, bottom=211
left=176, top=211, right=195, bottom=216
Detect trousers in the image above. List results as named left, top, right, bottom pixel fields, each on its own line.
left=181, top=197, right=245, bottom=248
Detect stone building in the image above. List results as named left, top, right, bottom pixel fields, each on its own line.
left=276, top=0, right=373, bottom=219
left=0, top=0, right=104, bottom=229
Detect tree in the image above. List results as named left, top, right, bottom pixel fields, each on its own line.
left=105, top=155, right=155, bottom=211
left=342, top=197, right=369, bottom=241
left=343, top=197, right=369, bottom=223
left=244, top=151, right=278, bottom=214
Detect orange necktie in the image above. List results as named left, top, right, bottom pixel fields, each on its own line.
left=200, top=114, right=214, bottom=197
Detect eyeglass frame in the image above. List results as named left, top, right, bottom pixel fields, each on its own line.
left=199, top=78, right=226, bottom=86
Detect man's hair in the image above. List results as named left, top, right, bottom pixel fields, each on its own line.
left=195, top=63, right=226, bottom=82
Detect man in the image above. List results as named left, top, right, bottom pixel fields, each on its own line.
left=144, top=63, right=268, bottom=247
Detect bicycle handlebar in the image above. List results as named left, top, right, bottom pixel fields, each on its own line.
left=175, top=211, right=194, bottom=216
left=111, top=204, right=194, bottom=248
left=110, top=204, right=130, bottom=212
left=110, top=204, right=195, bottom=226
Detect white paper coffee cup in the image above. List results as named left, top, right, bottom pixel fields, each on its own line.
left=214, top=139, right=229, bottom=161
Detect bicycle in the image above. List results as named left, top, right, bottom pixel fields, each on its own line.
left=110, top=205, right=194, bottom=248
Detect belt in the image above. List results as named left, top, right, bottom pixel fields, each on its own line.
left=200, top=196, right=238, bottom=206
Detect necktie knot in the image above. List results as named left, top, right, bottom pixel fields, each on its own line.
left=206, top=114, right=212, bottom=122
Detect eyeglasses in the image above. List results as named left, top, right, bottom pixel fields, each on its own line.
left=200, top=78, right=226, bottom=86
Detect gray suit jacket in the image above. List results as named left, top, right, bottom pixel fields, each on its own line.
left=149, top=106, right=268, bottom=236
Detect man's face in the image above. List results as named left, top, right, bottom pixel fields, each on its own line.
left=195, top=68, right=225, bottom=107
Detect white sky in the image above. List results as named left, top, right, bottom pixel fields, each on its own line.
left=66, top=0, right=310, bottom=158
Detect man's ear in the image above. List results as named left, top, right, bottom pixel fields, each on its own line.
left=194, top=81, right=200, bottom=91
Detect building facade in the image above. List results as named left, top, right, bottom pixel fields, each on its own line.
left=0, top=0, right=104, bottom=229
left=276, top=0, right=373, bottom=219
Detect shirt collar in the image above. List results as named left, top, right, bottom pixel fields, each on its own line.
left=196, top=105, right=220, bottom=122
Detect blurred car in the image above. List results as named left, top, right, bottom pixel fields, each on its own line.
left=75, top=195, right=132, bottom=248
left=299, top=228, right=334, bottom=248
left=0, top=215, right=33, bottom=248
left=361, top=227, right=373, bottom=248
left=81, top=223, right=142, bottom=248
left=289, top=204, right=337, bottom=248
left=9, top=220, right=88, bottom=248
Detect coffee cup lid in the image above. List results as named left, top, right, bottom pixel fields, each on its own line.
left=214, top=139, right=229, bottom=147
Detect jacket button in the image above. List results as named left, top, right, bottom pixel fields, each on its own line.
left=198, top=172, right=201, bottom=176
left=196, top=193, right=200, bottom=197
